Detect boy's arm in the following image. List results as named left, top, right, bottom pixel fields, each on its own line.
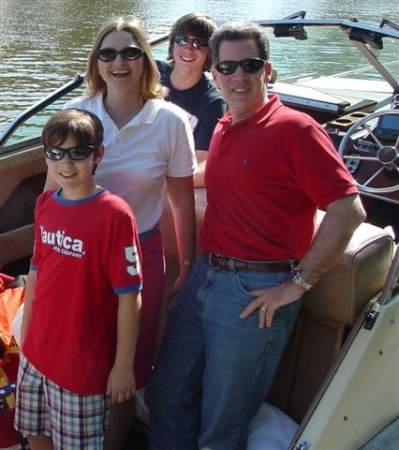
left=20, top=269, right=37, bottom=348
left=107, top=291, right=141, bottom=404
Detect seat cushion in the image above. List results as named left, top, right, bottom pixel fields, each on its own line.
left=304, top=212, right=394, bottom=326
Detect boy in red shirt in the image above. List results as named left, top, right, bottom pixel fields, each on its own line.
left=15, top=109, right=142, bottom=449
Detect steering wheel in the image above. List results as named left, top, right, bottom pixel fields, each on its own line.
left=338, top=110, right=399, bottom=195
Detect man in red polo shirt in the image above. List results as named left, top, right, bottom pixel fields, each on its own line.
left=146, top=20, right=366, bottom=450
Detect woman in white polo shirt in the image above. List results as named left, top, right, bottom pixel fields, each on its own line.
left=45, top=15, right=196, bottom=449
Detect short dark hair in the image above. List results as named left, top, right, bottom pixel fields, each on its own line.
left=209, top=21, right=270, bottom=66
left=167, top=12, right=217, bottom=71
left=41, top=109, right=103, bottom=151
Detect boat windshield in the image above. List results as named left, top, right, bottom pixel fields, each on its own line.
left=258, top=15, right=399, bottom=87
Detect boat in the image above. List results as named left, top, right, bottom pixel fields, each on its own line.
left=0, top=11, right=398, bottom=450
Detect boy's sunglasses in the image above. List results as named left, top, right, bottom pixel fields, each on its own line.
left=97, top=46, right=145, bottom=62
left=214, top=58, right=267, bottom=75
left=44, top=145, right=98, bottom=161
left=173, top=34, right=208, bottom=50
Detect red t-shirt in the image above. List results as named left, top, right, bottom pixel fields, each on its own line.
left=23, top=189, right=142, bottom=395
left=200, top=95, right=358, bottom=261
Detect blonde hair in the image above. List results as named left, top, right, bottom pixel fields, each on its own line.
left=84, top=15, right=167, bottom=99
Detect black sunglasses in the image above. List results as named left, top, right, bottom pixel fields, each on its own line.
left=44, top=145, right=98, bottom=161
left=214, top=58, right=267, bottom=75
left=97, top=46, right=145, bottom=62
left=173, top=33, right=208, bottom=50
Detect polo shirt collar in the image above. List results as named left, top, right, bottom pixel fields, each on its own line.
left=219, top=94, right=282, bottom=127
left=97, top=95, right=161, bottom=127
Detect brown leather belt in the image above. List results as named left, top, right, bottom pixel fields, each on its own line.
left=204, top=252, right=297, bottom=273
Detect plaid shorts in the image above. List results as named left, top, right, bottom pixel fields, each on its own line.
left=15, top=354, right=110, bottom=449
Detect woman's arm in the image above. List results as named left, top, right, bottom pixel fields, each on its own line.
left=166, top=175, right=196, bottom=291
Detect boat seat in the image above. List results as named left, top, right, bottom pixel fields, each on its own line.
left=160, top=188, right=394, bottom=328
left=304, top=210, right=393, bottom=326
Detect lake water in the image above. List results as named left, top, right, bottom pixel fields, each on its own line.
left=1, top=0, right=398, bottom=132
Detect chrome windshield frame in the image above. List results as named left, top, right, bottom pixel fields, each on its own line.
left=256, top=15, right=399, bottom=92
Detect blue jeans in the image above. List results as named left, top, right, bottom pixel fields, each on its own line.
left=145, top=254, right=302, bottom=450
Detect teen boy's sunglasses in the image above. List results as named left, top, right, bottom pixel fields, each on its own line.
left=214, top=58, right=267, bottom=75
left=44, top=145, right=97, bottom=161
left=173, top=33, right=208, bottom=50
left=97, top=46, right=145, bottom=62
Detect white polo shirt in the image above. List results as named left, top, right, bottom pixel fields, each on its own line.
left=65, top=94, right=196, bottom=232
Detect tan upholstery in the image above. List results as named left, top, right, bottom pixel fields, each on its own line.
left=304, top=211, right=394, bottom=326
left=160, top=188, right=394, bottom=327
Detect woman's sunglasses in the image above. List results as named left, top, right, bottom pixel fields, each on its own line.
left=173, top=34, right=208, bottom=50
left=44, top=145, right=98, bottom=161
left=214, top=58, right=267, bottom=75
left=97, top=46, right=145, bottom=62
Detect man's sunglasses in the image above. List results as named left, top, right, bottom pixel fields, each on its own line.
left=97, top=46, right=145, bottom=62
left=44, top=145, right=98, bottom=161
left=173, top=34, right=208, bottom=50
left=214, top=58, right=267, bottom=75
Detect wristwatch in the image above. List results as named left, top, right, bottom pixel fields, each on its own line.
left=291, top=270, right=314, bottom=291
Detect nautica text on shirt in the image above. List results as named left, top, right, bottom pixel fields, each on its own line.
left=40, top=226, right=84, bottom=258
